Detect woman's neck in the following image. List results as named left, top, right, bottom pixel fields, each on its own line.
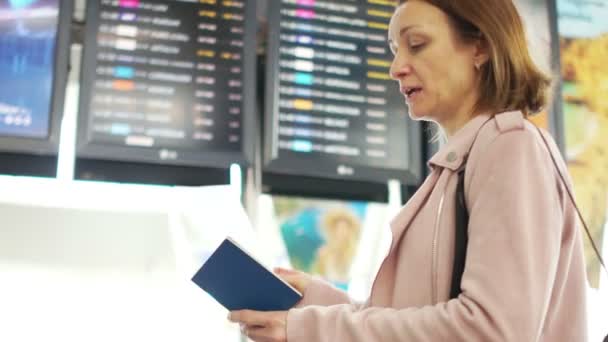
left=438, top=89, right=484, bottom=138
left=438, top=111, right=475, bottom=137
left=439, top=99, right=487, bottom=138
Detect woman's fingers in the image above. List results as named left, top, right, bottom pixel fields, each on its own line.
left=229, top=311, right=288, bottom=342
left=274, top=267, right=298, bottom=275
left=228, top=310, right=269, bottom=327
left=273, top=268, right=311, bottom=293
left=243, top=325, right=269, bottom=341
left=243, top=324, right=286, bottom=342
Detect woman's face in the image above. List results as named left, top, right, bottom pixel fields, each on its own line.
left=388, top=0, right=482, bottom=124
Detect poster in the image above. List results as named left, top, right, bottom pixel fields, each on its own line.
left=273, top=196, right=368, bottom=290
left=252, top=194, right=391, bottom=299
left=557, top=0, right=608, bottom=288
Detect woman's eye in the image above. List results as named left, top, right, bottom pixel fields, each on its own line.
left=409, top=42, right=425, bottom=52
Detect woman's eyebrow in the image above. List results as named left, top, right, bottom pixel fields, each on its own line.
left=399, top=24, right=421, bottom=37
left=388, top=24, right=422, bottom=44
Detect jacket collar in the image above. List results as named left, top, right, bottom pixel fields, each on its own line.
left=428, top=113, right=493, bottom=171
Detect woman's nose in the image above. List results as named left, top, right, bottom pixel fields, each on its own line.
left=390, top=55, right=412, bottom=80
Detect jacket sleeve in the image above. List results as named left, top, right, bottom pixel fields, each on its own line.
left=286, top=130, right=563, bottom=342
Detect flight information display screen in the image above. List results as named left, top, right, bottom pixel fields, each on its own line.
left=264, top=0, right=420, bottom=184
left=0, top=0, right=61, bottom=139
left=78, top=0, right=256, bottom=168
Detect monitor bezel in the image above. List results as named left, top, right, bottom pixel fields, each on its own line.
left=546, top=0, right=566, bottom=154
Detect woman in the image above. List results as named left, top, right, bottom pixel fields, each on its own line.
left=229, top=0, right=588, bottom=340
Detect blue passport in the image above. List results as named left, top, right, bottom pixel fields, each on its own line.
left=191, top=237, right=302, bottom=311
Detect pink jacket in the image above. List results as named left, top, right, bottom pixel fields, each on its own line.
left=287, top=111, right=588, bottom=341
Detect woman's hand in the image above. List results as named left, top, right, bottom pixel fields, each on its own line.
left=228, top=310, right=288, bottom=342
left=226, top=268, right=310, bottom=341
left=273, top=267, right=312, bottom=295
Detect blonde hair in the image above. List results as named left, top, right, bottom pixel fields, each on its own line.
left=398, top=0, right=551, bottom=115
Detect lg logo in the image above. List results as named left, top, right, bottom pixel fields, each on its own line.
left=337, top=165, right=354, bottom=176
left=159, top=149, right=178, bottom=160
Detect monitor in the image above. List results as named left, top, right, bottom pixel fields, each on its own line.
left=263, top=0, right=422, bottom=186
left=0, top=0, right=72, bottom=176
left=76, top=0, right=257, bottom=171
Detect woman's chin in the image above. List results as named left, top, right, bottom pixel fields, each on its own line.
left=407, top=109, right=428, bottom=121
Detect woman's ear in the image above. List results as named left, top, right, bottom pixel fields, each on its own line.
left=473, top=38, right=490, bottom=69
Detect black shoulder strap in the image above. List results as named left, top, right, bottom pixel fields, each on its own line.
left=450, top=168, right=469, bottom=299
left=449, top=118, right=490, bottom=300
